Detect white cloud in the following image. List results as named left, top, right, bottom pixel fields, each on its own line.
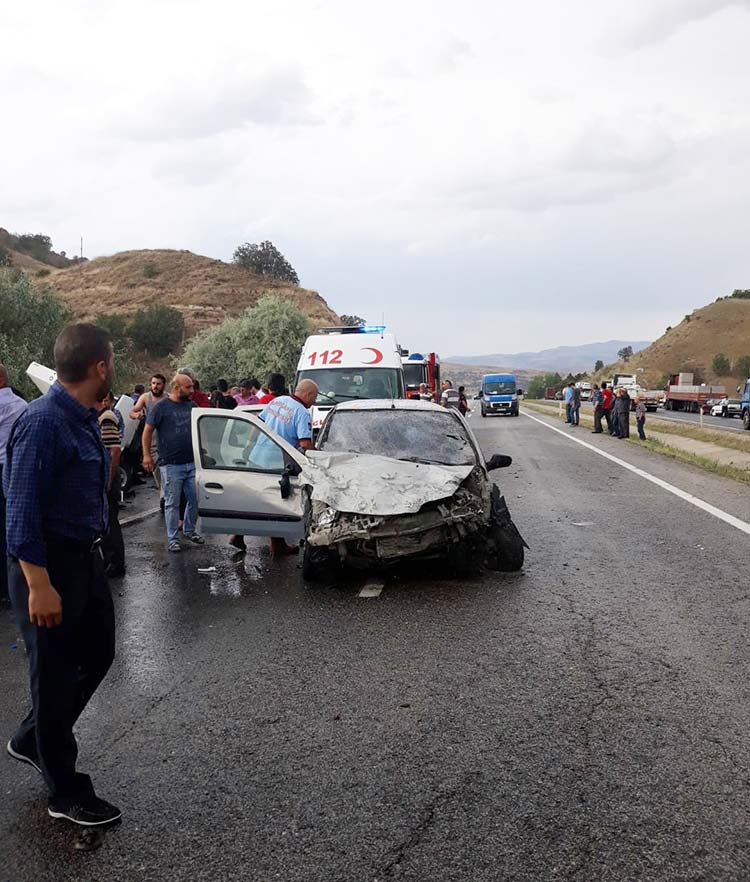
left=613, top=0, right=750, bottom=49
left=3, top=0, right=750, bottom=355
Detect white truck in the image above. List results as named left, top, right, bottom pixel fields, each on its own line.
left=611, top=372, right=662, bottom=412
left=575, top=381, right=592, bottom=401
left=294, top=326, right=406, bottom=434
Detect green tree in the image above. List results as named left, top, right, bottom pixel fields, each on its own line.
left=127, top=304, right=185, bottom=356
left=526, top=377, right=545, bottom=398
left=731, top=289, right=750, bottom=299
left=594, top=359, right=604, bottom=372
left=180, top=294, right=310, bottom=384
left=15, top=233, right=52, bottom=262
left=0, top=270, right=71, bottom=398
left=735, top=356, right=750, bottom=379
left=340, top=314, right=366, bottom=327
left=712, top=353, right=731, bottom=375
left=0, top=245, right=11, bottom=267
left=95, top=313, right=135, bottom=384
left=232, top=240, right=299, bottom=285
left=617, top=345, right=633, bottom=362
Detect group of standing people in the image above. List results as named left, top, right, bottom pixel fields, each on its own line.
left=566, top=381, right=647, bottom=441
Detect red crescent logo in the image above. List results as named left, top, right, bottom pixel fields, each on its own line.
left=361, top=347, right=384, bottom=365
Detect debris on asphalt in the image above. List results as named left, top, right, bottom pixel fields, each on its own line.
left=73, top=827, right=107, bottom=851
left=197, top=567, right=217, bottom=574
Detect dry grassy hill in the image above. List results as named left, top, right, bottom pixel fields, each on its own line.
left=599, top=298, right=750, bottom=388
left=42, top=249, right=340, bottom=336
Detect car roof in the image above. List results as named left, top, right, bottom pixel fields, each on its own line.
left=331, top=398, right=448, bottom=413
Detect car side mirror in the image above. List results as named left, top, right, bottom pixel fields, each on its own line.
left=517, top=389, right=523, bottom=396
left=279, top=468, right=292, bottom=499
left=486, top=454, right=512, bottom=471
left=279, top=461, right=300, bottom=499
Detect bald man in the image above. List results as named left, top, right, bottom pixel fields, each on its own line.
left=259, top=379, right=318, bottom=452
left=142, top=373, right=204, bottom=552
left=0, top=365, right=28, bottom=601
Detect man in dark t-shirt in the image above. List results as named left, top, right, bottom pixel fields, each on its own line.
left=142, top=373, right=203, bottom=552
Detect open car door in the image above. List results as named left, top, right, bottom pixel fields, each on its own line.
left=191, top=410, right=308, bottom=540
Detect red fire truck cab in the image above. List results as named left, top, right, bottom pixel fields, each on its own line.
left=401, top=352, right=441, bottom=401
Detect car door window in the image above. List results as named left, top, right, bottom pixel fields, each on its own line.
left=198, top=415, right=286, bottom=473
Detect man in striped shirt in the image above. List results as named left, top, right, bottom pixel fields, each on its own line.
left=99, top=391, right=125, bottom=578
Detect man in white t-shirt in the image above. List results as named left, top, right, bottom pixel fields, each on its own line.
left=440, top=380, right=460, bottom=409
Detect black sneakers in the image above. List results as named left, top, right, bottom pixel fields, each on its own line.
left=48, top=795, right=122, bottom=826
left=6, top=738, right=42, bottom=774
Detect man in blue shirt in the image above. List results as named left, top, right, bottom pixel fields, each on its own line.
left=563, top=382, right=574, bottom=423
left=4, top=323, right=121, bottom=827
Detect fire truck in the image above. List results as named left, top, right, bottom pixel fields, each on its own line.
left=401, top=352, right=441, bottom=401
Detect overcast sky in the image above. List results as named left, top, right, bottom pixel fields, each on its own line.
left=4, top=0, right=750, bottom=356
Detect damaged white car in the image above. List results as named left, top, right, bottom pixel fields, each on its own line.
left=191, top=400, right=526, bottom=582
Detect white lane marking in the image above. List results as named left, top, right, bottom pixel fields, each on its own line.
left=121, top=507, right=161, bottom=527
left=358, top=580, right=384, bottom=598
left=522, top=410, right=750, bottom=537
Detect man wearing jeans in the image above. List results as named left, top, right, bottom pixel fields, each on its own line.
left=142, top=372, right=203, bottom=552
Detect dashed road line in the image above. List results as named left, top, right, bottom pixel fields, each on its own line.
left=358, top=580, right=385, bottom=598
left=522, top=410, right=750, bottom=537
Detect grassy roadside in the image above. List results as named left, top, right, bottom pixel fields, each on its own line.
left=525, top=399, right=750, bottom=455
left=522, top=400, right=750, bottom=486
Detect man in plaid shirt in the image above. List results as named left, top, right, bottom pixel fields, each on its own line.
left=4, top=323, right=122, bottom=827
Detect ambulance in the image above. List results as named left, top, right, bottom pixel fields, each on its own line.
left=295, top=326, right=406, bottom=434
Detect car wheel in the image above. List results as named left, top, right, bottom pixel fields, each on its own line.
left=481, top=407, right=486, bottom=417
left=744, top=410, right=750, bottom=431
left=117, top=461, right=132, bottom=493
left=302, top=543, right=339, bottom=583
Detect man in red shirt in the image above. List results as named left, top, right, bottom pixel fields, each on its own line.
left=191, top=379, right=211, bottom=408
left=257, top=373, right=286, bottom=405
left=600, top=382, right=614, bottom=434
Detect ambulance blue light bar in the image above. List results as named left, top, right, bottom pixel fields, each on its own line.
left=318, top=325, right=387, bottom=335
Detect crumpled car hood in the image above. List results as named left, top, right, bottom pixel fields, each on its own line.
left=302, top=451, right=475, bottom=516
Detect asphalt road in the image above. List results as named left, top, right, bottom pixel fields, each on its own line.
left=3, top=411, right=750, bottom=880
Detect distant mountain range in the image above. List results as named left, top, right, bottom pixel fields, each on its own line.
left=447, top=340, right=651, bottom=374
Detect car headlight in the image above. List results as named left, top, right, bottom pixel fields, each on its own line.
left=316, top=507, right=337, bottom=529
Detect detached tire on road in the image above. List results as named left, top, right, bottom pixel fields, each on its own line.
left=489, top=520, right=525, bottom=571
left=486, top=487, right=527, bottom=572
left=302, top=544, right=339, bottom=584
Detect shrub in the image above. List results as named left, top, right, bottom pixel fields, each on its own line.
left=735, top=356, right=750, bottom=379
left=143, top=263, right=157, bottom=279
left=0, top=245, right=11, bottom=267
left=712, top=353, right=731, bottom=375
left=35, top=268, right=50, bottom=278
left=0, top=270, right=71, bottom=398
left=180, top=294, right=310, bottom=383
left=127, top=304, right=184, bottom=356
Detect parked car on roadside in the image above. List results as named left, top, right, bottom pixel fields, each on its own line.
left=710, top=400, right=742, bottom=418
left=191, top=399, right=527, bottom=582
